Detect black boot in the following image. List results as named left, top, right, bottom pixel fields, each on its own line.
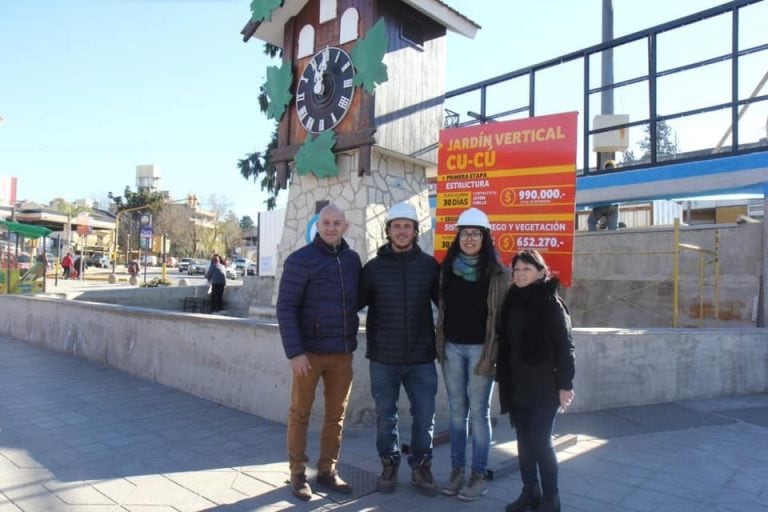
left=505, top=483, right=542, bottom=512
left=538, top=493, right=561, bottom=512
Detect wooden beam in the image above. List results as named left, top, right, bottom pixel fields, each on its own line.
left=358, top=144, right=372, bottom=176
left=275, top=162, right=289, bottom=189
left=269, top=128, right=377, bottom=163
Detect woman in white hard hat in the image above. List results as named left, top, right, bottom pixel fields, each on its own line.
left=436, top=207, right=511, bottom=501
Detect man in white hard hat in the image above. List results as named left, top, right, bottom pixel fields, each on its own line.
left=359, top=201, right=441, bottom=496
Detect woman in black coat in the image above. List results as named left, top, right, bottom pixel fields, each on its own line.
left=496, top=250, right=575, bottom=512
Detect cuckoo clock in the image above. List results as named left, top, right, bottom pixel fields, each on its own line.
left=243, top=0, right=478, bottom=185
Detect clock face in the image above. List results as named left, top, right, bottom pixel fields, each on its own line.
left=295, top=47, right=355, bottom=133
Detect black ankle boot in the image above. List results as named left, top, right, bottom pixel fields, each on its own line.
left=505, top=483, right=542, bottom=512
left=538, top=493, right=560, bottom=512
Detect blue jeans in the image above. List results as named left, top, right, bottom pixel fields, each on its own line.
left=510, top=405, right=560, bottom=497
left=369, top=360, right=437, bottom=468
left=442, top=342, right=495, bottom=474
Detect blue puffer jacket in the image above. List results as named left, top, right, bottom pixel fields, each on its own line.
left=277, top=234, right=362, bottom=359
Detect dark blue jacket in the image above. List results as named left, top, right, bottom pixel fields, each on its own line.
left=359, top=243, right=440, bottom=365
left=277, top=235, right=362, bottom=359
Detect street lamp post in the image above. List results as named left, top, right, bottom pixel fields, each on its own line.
left=110, top=204, right=149, bottom=283
left=109, top=198, right=187, bottom=284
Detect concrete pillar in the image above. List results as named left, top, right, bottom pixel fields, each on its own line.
left=761, top=186, right=768, bottom=327
left=272, top=148, right=431, bottom=304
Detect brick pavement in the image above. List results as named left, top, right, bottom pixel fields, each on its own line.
left=1, top=334, right=767, bottom=511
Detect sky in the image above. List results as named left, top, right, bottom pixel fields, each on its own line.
left=1, top=0, right=756, bottom=220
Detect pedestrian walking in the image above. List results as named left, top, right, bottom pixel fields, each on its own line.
left=205, top=254, right=227, bottom=313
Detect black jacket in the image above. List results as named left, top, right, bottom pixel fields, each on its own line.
left=360, top=243, right=439, bottom=365
left=496, top=278, right=575, bottom=412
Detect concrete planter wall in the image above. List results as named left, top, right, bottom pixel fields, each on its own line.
left=1, top=295, right=766, bottom=428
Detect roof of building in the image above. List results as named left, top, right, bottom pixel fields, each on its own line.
left=241, top=0, right=480, bottom=46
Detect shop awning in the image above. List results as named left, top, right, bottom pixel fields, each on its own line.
left=0, top=220, right=53, bottom=239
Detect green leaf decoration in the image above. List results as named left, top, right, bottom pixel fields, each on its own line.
left=294, top=131, right=338, bottom=179
left=351, top=18, right=389, bottom=93
left=263, top=62, right=293, bottom=120
left=250, top=0, right=282, bottom=23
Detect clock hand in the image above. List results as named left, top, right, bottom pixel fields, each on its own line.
left=313, top=49, right=328, bottom=95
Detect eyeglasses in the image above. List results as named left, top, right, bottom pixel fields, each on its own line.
left=459, top=230, right=483, bottom=240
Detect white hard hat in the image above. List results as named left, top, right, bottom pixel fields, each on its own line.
left=456, top=207, right=490, bottom=230
left=386, top=202, right=418, bottom=223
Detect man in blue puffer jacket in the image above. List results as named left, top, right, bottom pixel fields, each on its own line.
left=277, top=204, right=362, bottom=502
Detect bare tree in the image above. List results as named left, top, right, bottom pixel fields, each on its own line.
left=50, top=199, right=88, bottom=254
left=220, top=212, right=244, bottom=258
left=155, top=205, right=196, bottom=257
left=199, top=195, right=236, bottom=256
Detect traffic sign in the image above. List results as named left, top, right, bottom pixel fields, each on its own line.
left=140, top=226, right=154, bottom=239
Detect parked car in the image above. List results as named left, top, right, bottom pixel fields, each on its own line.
left=141, top=255, right=158, bottom=266
left=0, top=250, right=19, bottom=269
left=15, top=252, right=32, bottom=270
left=187, top=259, right=209, bottom=275
left=233, top=257, right=255, bottom=277
left=86, top=254, right=110, bottom=268
left=225, top=264, right=238, bottom=280
left=178, top=258, right=194, bottom=272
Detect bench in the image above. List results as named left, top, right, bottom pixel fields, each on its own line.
left=183, top=297, right=211, bottom=313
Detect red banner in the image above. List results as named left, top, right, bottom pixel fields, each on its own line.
left=436, top=112, right=578, bottom=286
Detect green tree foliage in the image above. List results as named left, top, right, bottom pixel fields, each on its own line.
left=238, top=128, right=280, bottom=210
left=238, top=44, right=283, bottom=210
left=240, top=216, right=255, bottom=230
left=108, top=187, right=167, bottom=262
left=108, top=186, right=166, bottom=214
left=622, top=120, right=679, bottom=165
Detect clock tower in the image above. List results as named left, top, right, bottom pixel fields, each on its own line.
left=242, top=0, right=478, bottom=287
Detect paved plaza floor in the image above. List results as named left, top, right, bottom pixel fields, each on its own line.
left=1, top=334, right=767, bottom=511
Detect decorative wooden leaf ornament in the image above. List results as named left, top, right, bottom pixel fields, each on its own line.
left=294, top=131, right=338, bottom=178
left=264, top=62, right=293, bottom=120
left=351, top=18, right=389, bottom=93
left=250, top=0, right=282, bottom=23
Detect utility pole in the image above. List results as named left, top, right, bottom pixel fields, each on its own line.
left=599, top=0, right=615, bottom=170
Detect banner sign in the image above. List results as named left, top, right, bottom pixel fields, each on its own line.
left=0, top=176, right=17, bottom=206
left=436, top=112, right=578, bottom=286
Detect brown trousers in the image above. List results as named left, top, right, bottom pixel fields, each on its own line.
left=287, top=352, right=353, bottom=476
